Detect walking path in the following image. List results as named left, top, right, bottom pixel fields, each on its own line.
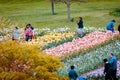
left=82, top=61, right=120, bottom=77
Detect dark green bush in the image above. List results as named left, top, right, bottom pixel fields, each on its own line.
left=109, top=8, right=120, bottom=16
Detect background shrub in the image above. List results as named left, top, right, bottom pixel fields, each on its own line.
left=0, top=40, right=63, bottom=80
left=109, top=8, right=120, bottom=16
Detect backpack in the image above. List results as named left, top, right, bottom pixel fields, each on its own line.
left=78, top=76, right=88, bottom=80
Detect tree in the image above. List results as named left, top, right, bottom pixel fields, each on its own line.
left=51, top=0, right=55, bottom=15
left=58, top=0, right=71, bottom=22
left=0, top=41, right=63, bottom=80
left=50, top=0, right=87, bottom=21
left=65, top=0, right=71, bottom=22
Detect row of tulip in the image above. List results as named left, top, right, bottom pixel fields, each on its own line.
left=34, top=27, right=71, bottom=36
left=44, top=31, right=119, bottom=57
left=57, top=39, right=120, bottom=77
left=32, top=32, right=75, bottom=47
left=38, top=27, right=97, bottom=49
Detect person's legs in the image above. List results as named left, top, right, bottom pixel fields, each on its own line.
left=111, top=70, right=118, bottom=80
left=107, top=28, right=113, bottom=33
left=111, top=28, right=114, bottom=33
left=25, top=36, right=29, bottom=41
left=105, top=74, right=112, bottom=80
left=105, top=74, right=109, bottom=80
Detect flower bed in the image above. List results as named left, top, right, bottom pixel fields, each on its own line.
left=32, top=32, right=75, bottom=47
left=44, top=31, right=117, bottom=57
left=57, top=39, right=120, bottom=77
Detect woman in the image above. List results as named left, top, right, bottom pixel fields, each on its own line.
left=12, top=27, right=20, bottom=43
left=77, top=17, right=84, bottom=29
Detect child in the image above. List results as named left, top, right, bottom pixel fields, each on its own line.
left=118, top=25, right=120, bottom=34
left=103, top=58, right=112, bottom=80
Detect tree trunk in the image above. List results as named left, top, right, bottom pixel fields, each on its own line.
left=67, top=0, right=70, bottom=22
left=51, top=0, right=55, bottom=15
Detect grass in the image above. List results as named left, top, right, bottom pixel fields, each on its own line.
left=0, top=0, right=120, bottom=31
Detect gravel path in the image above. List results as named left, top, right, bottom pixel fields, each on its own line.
left=82, top=61, right=120, bottom=77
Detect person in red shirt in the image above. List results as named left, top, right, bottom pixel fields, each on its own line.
left=25, top=25, right=30, bottom=41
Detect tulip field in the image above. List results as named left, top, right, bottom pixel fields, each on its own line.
left=33, top=27, right=120, bottom=79
left=41, top=29, right=120, bottom=79
left=38, top=29, right=120, bottom=79
left=0, top=25, right=120, bottom=79
left=29, top=27, right=96, bottom=50
left=0, top=0, right=120, bottom=79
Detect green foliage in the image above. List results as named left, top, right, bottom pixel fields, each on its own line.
left=36, top=31, right=47, bottom=36
left=0, top=0, right=44, bottom=3
left=0, top=17, right=13, bottom=30
left=109, top=8, right=120, bottom=16
left=0, top=17, right=15, bottom=36
left=0, top=41, right=63, bottom=80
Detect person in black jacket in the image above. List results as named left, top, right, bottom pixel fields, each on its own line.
left=118, top=25, right=120, bottom=34
left=103, top=58, right=112, bottom=80
left=77, top=17, right=84, bottom=29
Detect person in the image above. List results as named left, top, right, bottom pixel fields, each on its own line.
left=68, top=65, right=78, bottom=80
left=109, top=53, right=118, bottom=80
left=12, top=27, right=20, bottom=43
left=103, top=58, right=112, bottom=80
left=77, top=17, right=84, bottom=29
left=118, top=25, right=120, bottom=34
left=27, top=24, right=34, bottom=41
left=25, top=25, right=30, bottom=41
left=106, top=19, right=116, bottom=33
left=25, top=24, right=34, bottom=41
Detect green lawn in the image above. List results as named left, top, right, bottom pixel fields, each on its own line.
left=0, top=0, right=120, bottom=31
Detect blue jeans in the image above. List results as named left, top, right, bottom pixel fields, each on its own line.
left=107, top=28, right=114, bottom=33
left=25, top=35, right=30, bottom=41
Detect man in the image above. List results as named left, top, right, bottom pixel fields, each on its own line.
left=68, top=65, right=78, bottom=80
left=109, top=53, right=118, bottom=80
left=106, top=19, right=115, bottom=33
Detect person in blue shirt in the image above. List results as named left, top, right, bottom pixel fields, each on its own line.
left=68, top=65, right=78, bottom=80
left=109, top=53, right=118, bottom=80
left=106, top=20, right=115, bottom=33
